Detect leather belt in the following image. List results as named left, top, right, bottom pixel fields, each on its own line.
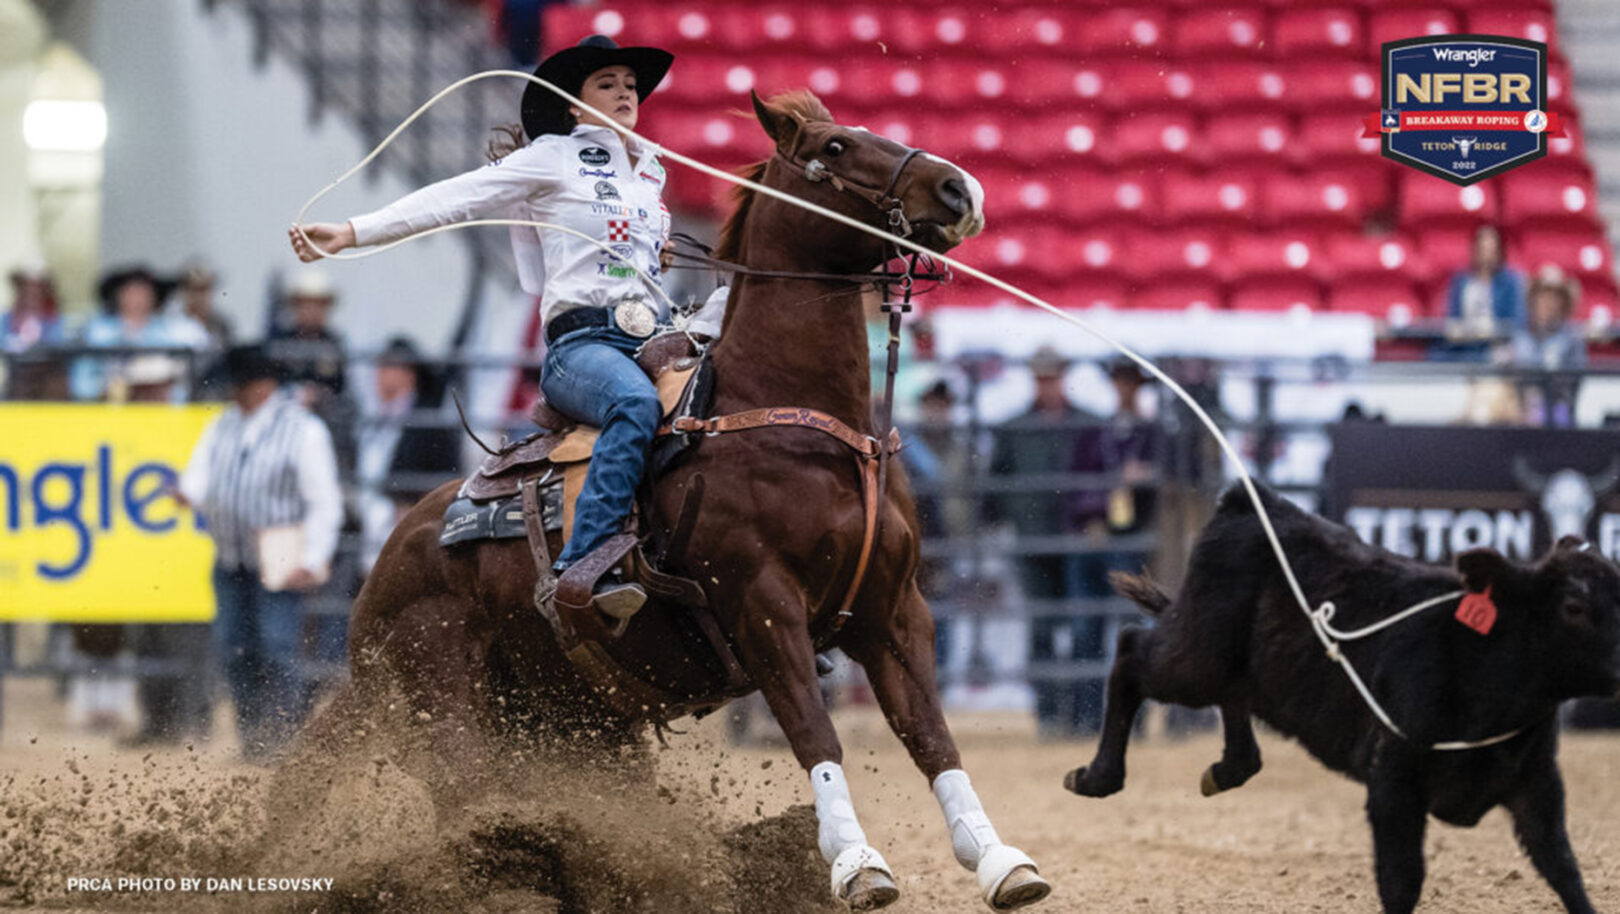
left=545, top=299, right=657, bottom=344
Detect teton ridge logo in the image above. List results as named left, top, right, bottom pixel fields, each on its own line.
left=1366, top=34, right=1564, bottom=185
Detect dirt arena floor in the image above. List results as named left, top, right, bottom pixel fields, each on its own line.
left=1, top=676, right=1617, bottom=913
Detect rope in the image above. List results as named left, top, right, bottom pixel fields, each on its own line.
left=293, top=70, right=1525, bottom=752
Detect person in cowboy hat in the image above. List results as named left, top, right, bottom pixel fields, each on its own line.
left=289, top=35, right=676, bottom=616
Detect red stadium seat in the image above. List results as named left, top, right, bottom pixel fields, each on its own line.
left=542, top=5, right=608, bottom=54
left=1130, top=278, right=1225, bottom=312
left=1230, top=277, right=1324, bottom=313
left=1397, top=175, right=1500, bottom=231
left=1517, top=229, right=1615, bottom=292
left=659, top=56, right=755, bottom=105
left=1098, top=59, right=1197, bottom=114
left=1066, top=226, right=1132, bottom=284
left=1008, top=60, right=1086, bottom=109
left=1498, top=161, right=1599, bottom=231
left=1056, top=171, right=1163, bottom=226
left=1467, top=9, right=1558, bottom=57
left=1002, top=113, right=1111, bottom=167
left=1160, top=170, right=1259, bottom=227
left=1367, top=10, right=1459, bottom=51
left=1327, top=278, right=1426, bottom=325
left=1573, top=276, right=1620, bottom=324
left=1283, top=61, right=1378, bottom=114
left=1318, top=160, right=1399, bottom=219
left=1417, top=227, right=1486, bottom=287
left=959, top=226, right=1067, bottom=281
left=1172, top=7, right=1268, bottom=59
left=1078, top=7, right=1170, bottom=57
left=1121, top=228, right=1228, bottom=283
left=1111, top=112, right=1204, bottom=169
left=1061, top=277, right=1132, bottom=311
left=1273, top=7, right=1364, bottom=59
left=1191, top=61, right=1288, bottom=114
left=1549, top=112, right=1586, bottom=162
left=1548, top=58, right=1574, bottom=113
left=1263, top=172, right=1367, bottom=232
left=884, top=7, right=977, bottom=57
left=982, top=7, right=1076, bottom=56
left=1323, top=232, right=1430, bottom=286
left=1206, top=114, right=1294, bottom=166
left=1226, top=233, right=1324, bottom=282
left=1296, top=114, right=1380, bottom=162
left=712, top=6, right=803, bottom=51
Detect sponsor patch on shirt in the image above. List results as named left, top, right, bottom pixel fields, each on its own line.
left=606, top=219, right=630, bottom=243
left=579, top=146, right=611, bottom=166
left=579, top=167, right=617, bottom=179
left=594, top=180, right=620, bottom=201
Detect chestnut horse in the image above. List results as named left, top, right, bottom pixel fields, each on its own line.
left=302, top=91, right=1049, bottom=910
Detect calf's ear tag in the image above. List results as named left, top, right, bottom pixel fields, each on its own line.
left=1455, top=586, right=1497, bottom=636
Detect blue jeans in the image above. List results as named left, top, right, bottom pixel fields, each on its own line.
left=212, top=566, right=304, bottom=759
left=541, top=324, right=662, bottom=566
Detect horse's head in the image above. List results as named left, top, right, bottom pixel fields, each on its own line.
left=746, top=90, right=983, bottom=267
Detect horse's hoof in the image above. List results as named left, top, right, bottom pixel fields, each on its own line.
left=831, top=845, right=898, bottom=910
left=1063, top=765, right=1121, bottom=798
left=844, top=869, right=900, bottom=911
left=977, top=846, right=1049, bottom=911
left=1200, top=766, right=1221, bottom=797
left=990, top=865, right=1052, bottom=910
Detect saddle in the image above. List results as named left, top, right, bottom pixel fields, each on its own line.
left=440, top=331, right=745, bottom=719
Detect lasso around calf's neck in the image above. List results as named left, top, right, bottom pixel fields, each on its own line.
left=293, top=69, right=1518, bottom=752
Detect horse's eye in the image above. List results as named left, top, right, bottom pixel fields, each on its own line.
left=825, top=138, right=848, bottom=157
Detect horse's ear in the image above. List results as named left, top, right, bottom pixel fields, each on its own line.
left=751, top=90, right=797, bottom=150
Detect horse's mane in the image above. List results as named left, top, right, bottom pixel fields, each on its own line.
left=713, top=91, right=833, bottom=264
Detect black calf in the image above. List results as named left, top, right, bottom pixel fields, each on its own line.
left=1065, top=484, right=1620, bottom=914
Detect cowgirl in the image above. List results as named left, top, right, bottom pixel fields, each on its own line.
left=290, top=35, right=676, bottom=615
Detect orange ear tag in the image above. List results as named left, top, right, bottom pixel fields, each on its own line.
left=1455, top=585, right=1497, bottom=636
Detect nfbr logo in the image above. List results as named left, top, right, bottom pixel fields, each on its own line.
left=1367, top=34, right=1563, bottom=185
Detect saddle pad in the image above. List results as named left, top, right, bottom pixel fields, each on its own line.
left=440, top=480, right=563, bottom=547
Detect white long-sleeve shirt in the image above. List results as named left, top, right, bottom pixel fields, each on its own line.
left=349, top=124, right=672, bottom=327
left=179, top=392, right=344, bottom=572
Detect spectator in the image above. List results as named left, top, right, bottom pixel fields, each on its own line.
left=268, top=267, right=358, bottom=474
left=1054, top=359, right=1159, bottom=735
left=358, top=336, right=461, bottom=573
left=988, top=347, right=1096, bottom=736
left=176, top=345, right=343, bottom=762
left=1512, top=268, right=1587, bottom=427
left=3, top=261, right=62, bottom=353
left=72, top=266, right=208, bottom=401
left=177, top=261, right=234, bottom=351
left=3, top=261, right=68, bottom=399
left=121, top=354, right=215, bottom=746
left=1439, top=224, right=1526, bottom=360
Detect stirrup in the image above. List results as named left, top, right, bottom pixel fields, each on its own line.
left=593, top=579, right=647, bottom=621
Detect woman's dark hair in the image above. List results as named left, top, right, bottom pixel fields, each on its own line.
left=487, top=123, right=532, bottom=162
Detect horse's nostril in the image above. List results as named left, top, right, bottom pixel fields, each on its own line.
left=937, top=177, right=970, bottom=216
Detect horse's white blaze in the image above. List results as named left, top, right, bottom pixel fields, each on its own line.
left=923, top=151, right=986, bottom=241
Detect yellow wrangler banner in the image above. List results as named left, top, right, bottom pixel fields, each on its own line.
left=0, top=403, right=221, bottom=622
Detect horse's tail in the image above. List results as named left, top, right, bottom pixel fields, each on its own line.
left=1110, top=571, right=1170, bottom=617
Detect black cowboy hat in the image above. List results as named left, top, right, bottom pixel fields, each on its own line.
left=221, top=344, right=284, bottom=386
left=97, top=265, right=176, bottom=315
left=520, top=34, right=673, bottom=139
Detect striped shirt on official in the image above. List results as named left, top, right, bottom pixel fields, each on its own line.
left=179, top=390, right=343, bottom=572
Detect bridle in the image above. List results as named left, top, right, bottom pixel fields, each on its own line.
left=663, top=139, right=942, bottom=286
left=771, top=143, right=925, bottom=240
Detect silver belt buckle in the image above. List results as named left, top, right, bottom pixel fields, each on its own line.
left=613, top=297, right=657, bottom=338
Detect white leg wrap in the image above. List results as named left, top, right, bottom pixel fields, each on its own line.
left=810, top=761, right=869, bottom=864
left=932, top=769, right=1004, bottom=870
